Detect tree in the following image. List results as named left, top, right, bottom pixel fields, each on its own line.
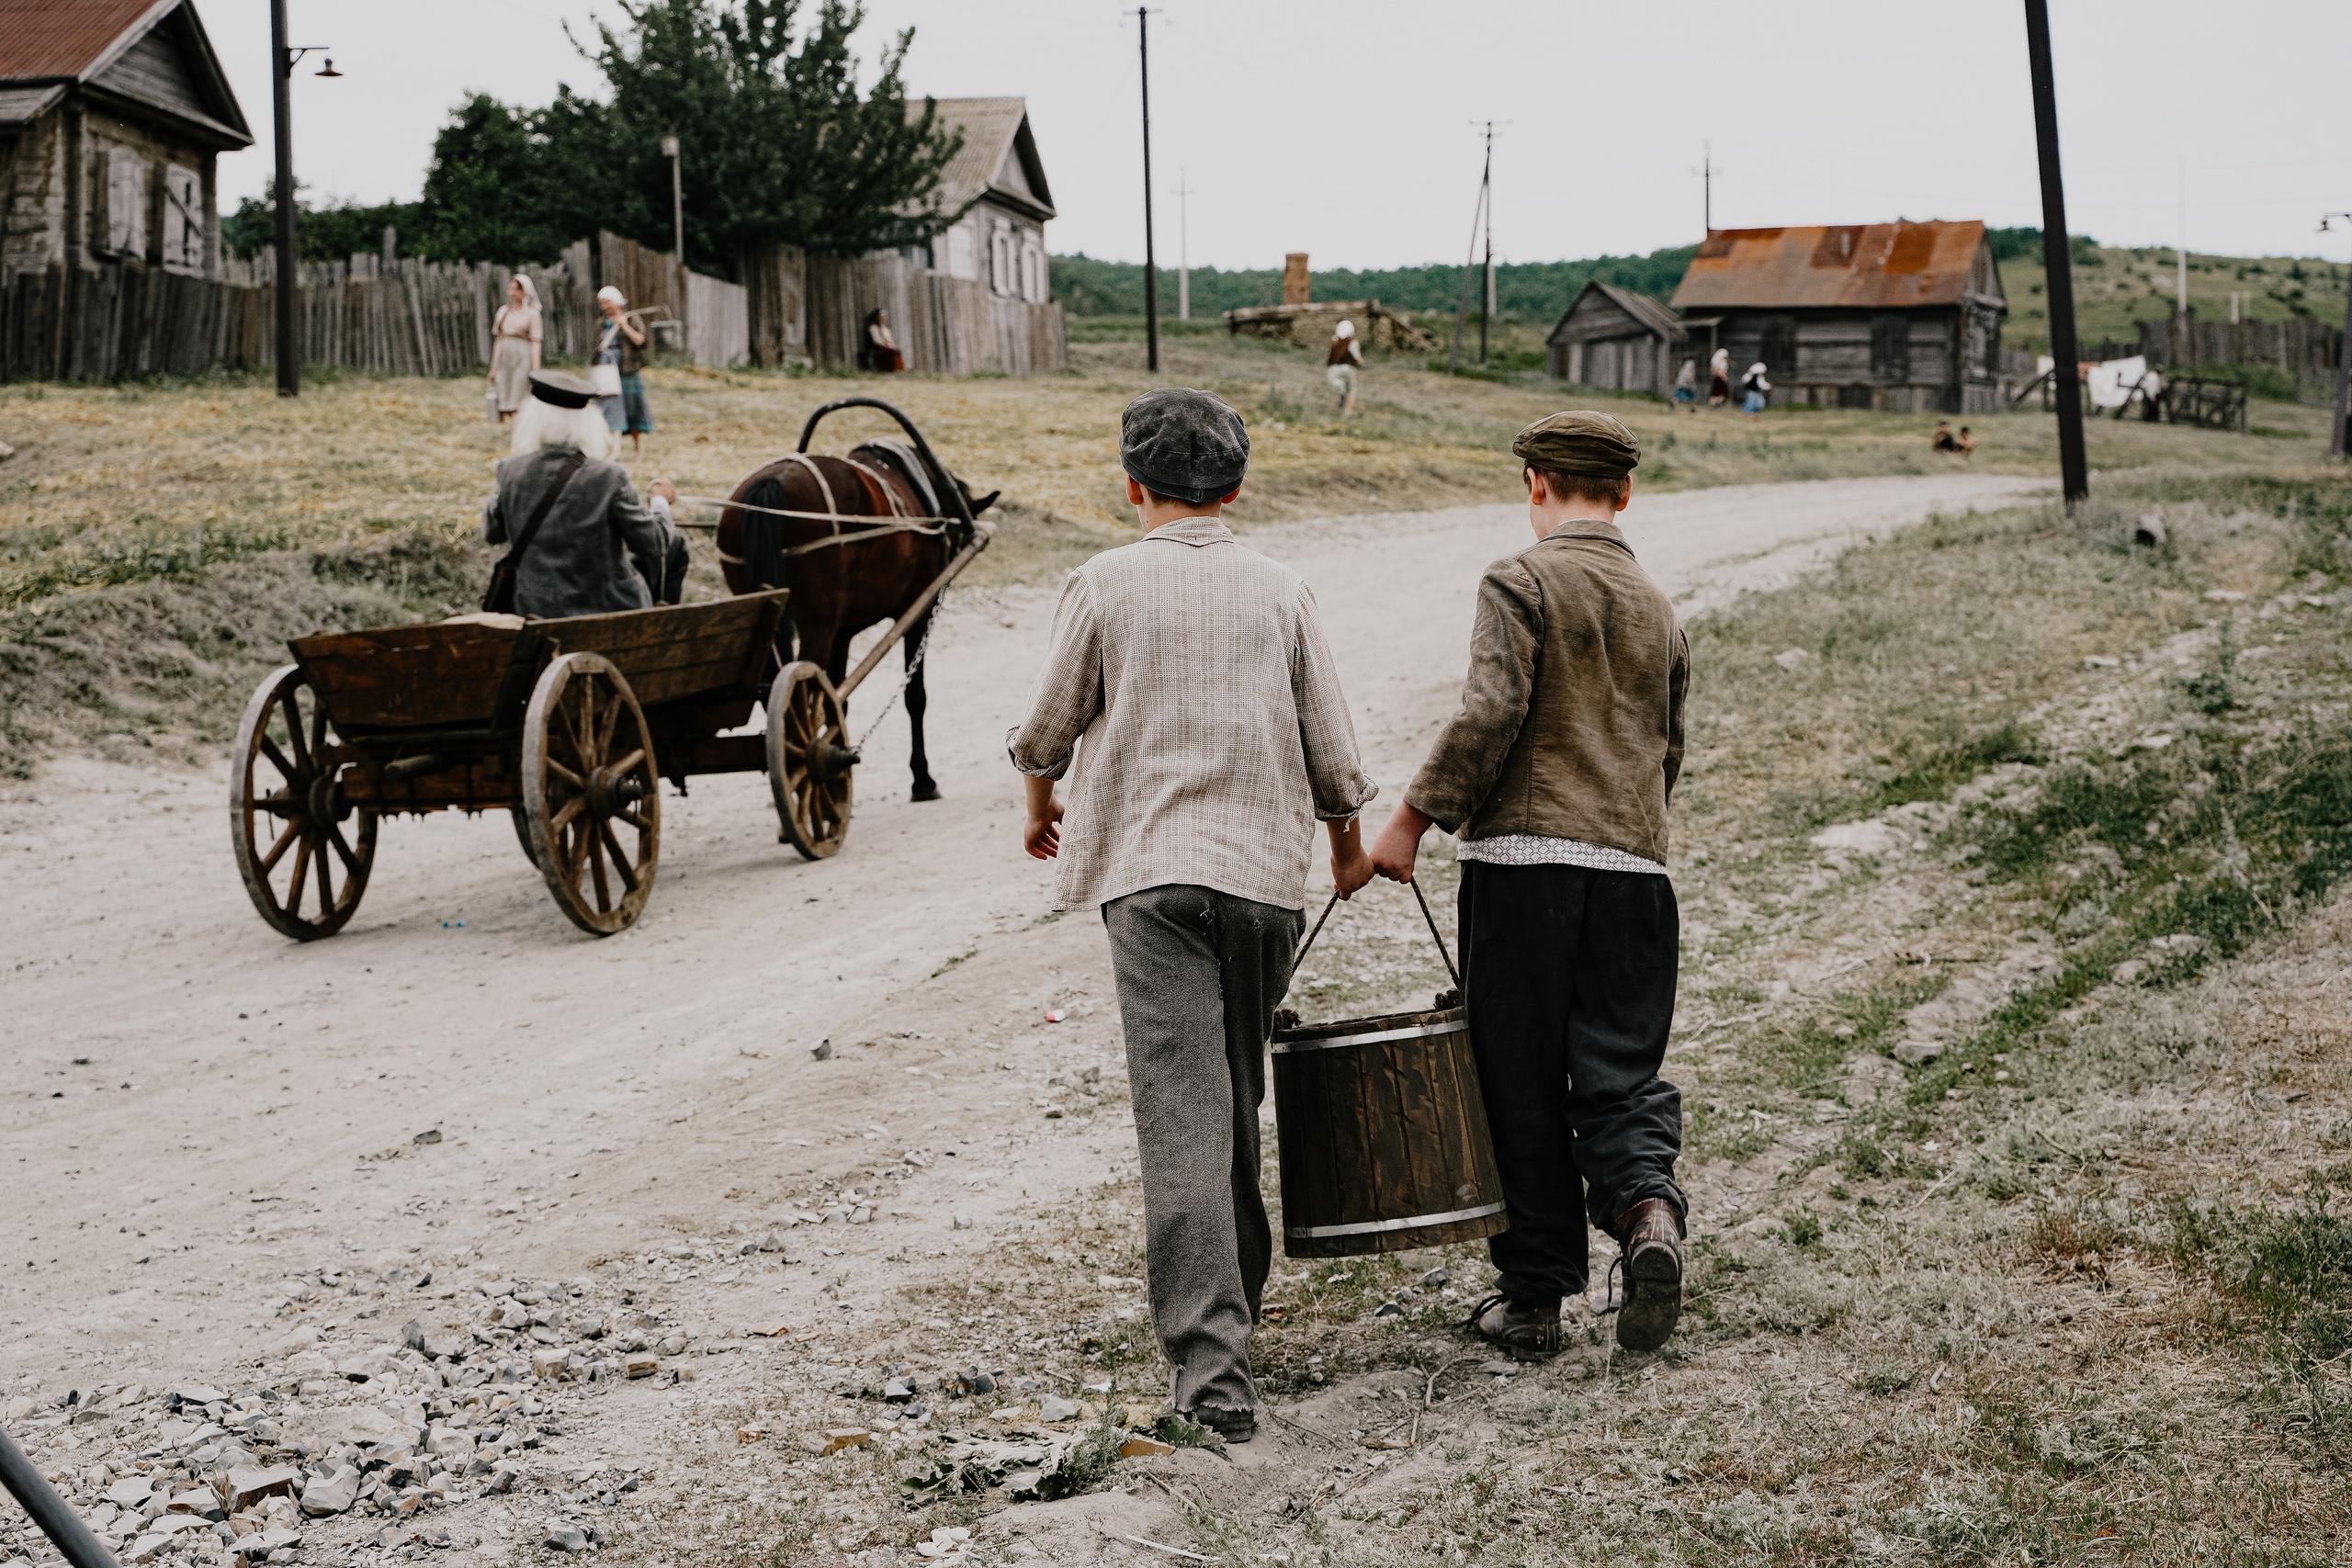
left=411, top=96, right=581, bottom=265
left=547, top=0, right=967, bottom=266
left=221, top=183, right=422, bottom=262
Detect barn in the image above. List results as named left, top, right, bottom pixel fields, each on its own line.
left=0, top=0, right=251, bottom=284
left=1668, top=220, right=2007, bottom=413
left=1546, top=280, right=1684, bottom=397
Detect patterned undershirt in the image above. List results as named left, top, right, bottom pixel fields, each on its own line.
left=1456, top=834, right=1668, bottom=876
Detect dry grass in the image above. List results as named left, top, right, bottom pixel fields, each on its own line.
left=694, top=463, right=2352, bottom=1566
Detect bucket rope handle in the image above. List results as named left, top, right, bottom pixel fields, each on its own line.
left=1293, top=878, right=1461, bottom=990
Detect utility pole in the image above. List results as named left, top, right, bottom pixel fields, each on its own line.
left=2323, top=211, right=2352, bottom=459
left=1132, top=6, right=1162, bottom=373
left=2175, top=155, right=2188, bottom=321
left=1177, top=167, right=1191, bottom=321
left=1450, top=121, right=1502, bottom=375
left=2023, top=0, right=2088, bottom=511
left=1480, top=125, right=1495, bottom=365
left=662, top=133, right=684, bottom=265
left=1693, top=139, right=1719, bottom=233
left=268, top=0, right=299, bottom=397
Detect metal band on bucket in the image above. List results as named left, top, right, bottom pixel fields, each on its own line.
left=1283, top=1201, right=1505, bottom=1241
left=1271, top=1017, right=1469, bottom=1055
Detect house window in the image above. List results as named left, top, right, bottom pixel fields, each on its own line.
left=989, top=220, right=1014, bottom=297
left=161, top=164, right=204, bottom=275
left=1021, top=238, right=1046, bottom=304
left=944, top=224, right=978, bottom=281
left=100, top=147, right=150, bottom=258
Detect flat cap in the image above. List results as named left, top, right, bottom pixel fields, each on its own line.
left=1512, top=410, right=1640, bottom=479
left=528, top=369, right=597, bottom=410
left=1121, top=388, right=1250, bottom=506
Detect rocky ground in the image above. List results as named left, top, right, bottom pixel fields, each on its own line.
left=9, top=467, right=2352, bottom=1567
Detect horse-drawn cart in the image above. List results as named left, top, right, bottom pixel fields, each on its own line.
left=231, top=397, right=992, bottom=942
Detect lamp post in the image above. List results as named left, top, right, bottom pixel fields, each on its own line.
left=662, top=133, right=684, bottom=265
left=267, top=0, right=338, bottom=397
left=2324, top=212, right=2352, bottom=460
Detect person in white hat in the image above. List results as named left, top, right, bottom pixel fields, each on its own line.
left=1325, top=318, right=1364, bottom=417
left=594, top=285, right=654, bottom=456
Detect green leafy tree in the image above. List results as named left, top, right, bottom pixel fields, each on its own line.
left=221, top=183, right=422, bottom=262
left=411, top=96, right=581, bottom=264
left=547, top=0, right=967, bottom=265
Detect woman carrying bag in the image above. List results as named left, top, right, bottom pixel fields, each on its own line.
left=594, top=286, right=654, bottom=457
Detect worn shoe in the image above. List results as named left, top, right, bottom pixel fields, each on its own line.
left=1465, top=1292, right=1563, bottom=1360
left=1184, top=1404, right=1254, bottom=1444
left=1611, top=1198, right=1686, bottom=1353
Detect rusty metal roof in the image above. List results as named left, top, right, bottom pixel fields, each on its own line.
left=0, top=0, right=172, bottom=82
left=1670, top=220, right=1991, bottom=310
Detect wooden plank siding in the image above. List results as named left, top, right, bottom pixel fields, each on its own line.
left=798, top=251, right=1066, bottom=375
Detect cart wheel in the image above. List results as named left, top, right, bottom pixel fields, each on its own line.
left=766, top=660, right=854, bottom=861
left=522, top=652, right=660, bottom=936
left=230, top=663, right=377, bottom=941
left=509, top=806, right=537, bottom=866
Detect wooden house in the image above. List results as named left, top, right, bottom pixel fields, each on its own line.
left=0, top=0, right=251, bottom=283
left=1546, top=280, right=1685, bottom=397
left=1668, top=221, right=2007, bottom=413
left=907, top=96, right=1054, bottom=304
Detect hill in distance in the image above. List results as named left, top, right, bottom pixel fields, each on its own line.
left=1053, top=230, right=2350, bottom=356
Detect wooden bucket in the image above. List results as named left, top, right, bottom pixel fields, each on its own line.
left=1271, top=886, right=1507, bottom=1258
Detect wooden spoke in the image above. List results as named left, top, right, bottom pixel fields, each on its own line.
left=254, top=793, right=301, bottom=817
left=257, top=735, right=297, bottom=783
left=314, top=835, right=335, bottom=915
left=325, top=821, right=359, bottom=874
left=258, top=818, right=300, bottom=874
left=523, top=653, right=658, bottom=935
left=286, top=833, right=311, bottom=916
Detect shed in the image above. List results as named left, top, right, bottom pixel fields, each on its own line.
left=1668, top=220, right=2007, bottom=413
left=909, top=96, right=1055, bottom=304
left=1546, top=280, right=1684, bottom=396
left=0, top=0, right=251, bottom=282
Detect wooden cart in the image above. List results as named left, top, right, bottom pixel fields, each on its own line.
left=229, top=590, right=797, bottom=940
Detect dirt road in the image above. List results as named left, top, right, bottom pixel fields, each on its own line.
left=2, top=474, right=2042, bottom=1383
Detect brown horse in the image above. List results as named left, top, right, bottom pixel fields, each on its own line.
left=716, top=440, right=997, bottom=802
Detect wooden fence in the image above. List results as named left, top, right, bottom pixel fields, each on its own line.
left=799, top=252, right=1067, bottom=375
left=0, top=228, right=1067, bottom=383
left=2135, top=314, right=2343, bottom=400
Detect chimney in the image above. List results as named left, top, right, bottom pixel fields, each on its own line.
left=1283, top=253, right=1310, bottom=306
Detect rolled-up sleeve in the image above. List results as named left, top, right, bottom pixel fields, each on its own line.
left=1405, top=559, right=1543, bottom=832
left=1006, top=571, right=1103, bottom=781
left=1292, top=581, right=1377, bottom=819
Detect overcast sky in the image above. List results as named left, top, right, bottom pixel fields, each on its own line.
left=209, top=1, right=2350, bottom=269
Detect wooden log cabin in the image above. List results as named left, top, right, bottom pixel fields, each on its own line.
left=1668, top=220, right=2007, bottom=413
left=1545, top=280, right=1685, bottom=397
left=0, top=0, right=251, bottom=285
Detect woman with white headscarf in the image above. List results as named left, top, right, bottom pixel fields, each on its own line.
left=1325, top=317, right=1364, bottom=417
left=487, top=274, right=543, bottom=422
left=594, top=285, right=655, bottom=457
left=1739, top=361, right=1771, bottom=415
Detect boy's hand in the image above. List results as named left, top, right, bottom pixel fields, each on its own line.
left=1023, top=795, right=1064, bottom=860
left=647, top=478, right=677, bottom=505
left=1369, top=802, right=1432, bottom=882
left=1329, top=818, right=1374, bottom=899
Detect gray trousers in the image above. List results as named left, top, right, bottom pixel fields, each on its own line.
left=1102, top=884, right=1306, bottom=1416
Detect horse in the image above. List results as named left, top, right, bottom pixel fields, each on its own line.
left=715, top=439, right=997, bottom=803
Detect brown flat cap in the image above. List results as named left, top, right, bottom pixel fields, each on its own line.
left=1512, top=411, right=1639, bottom=479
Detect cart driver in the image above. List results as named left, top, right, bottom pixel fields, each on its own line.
left=483, top=371, right=685, bottom=618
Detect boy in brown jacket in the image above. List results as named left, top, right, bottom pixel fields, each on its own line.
left=1369, top=411, right=1689, bottom=1357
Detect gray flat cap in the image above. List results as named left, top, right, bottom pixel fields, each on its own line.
left=1121, top=388, right=1250, bottom=505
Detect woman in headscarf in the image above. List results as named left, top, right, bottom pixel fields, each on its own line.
left=1707, top=346, right=1731, bottom=408
left=483, top=371, right=681, bottom=619
left=594, top=285, right=655, bottom=457
left=1740, top=361, right=1771, bottom=415
left=861, top=308, right=905, bottom=372
left=1325, top=317, right=1364, bottom=417
left=487, top=275, right=543, bottom=423
left=1671, top=355, right=1698, bottom=411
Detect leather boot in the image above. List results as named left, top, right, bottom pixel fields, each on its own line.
left=1466, top=1293, right=1563, bottom=1360
left=1611, top=1198, right=1685, bottom=1353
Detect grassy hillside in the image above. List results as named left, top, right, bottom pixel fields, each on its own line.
left=1999, top=243, right=2351, bottom=354
left=1050, top=246, right=1699, bottom=321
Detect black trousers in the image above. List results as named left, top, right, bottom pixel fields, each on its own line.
left=1459, top=859, right=1684, bottom=1303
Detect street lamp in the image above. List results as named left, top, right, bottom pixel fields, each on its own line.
left=2323, top=212, right=2351, bottom=459
left=661, top=133, right=684, bottom=266
left=267, top=0, right=340, bottom=397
